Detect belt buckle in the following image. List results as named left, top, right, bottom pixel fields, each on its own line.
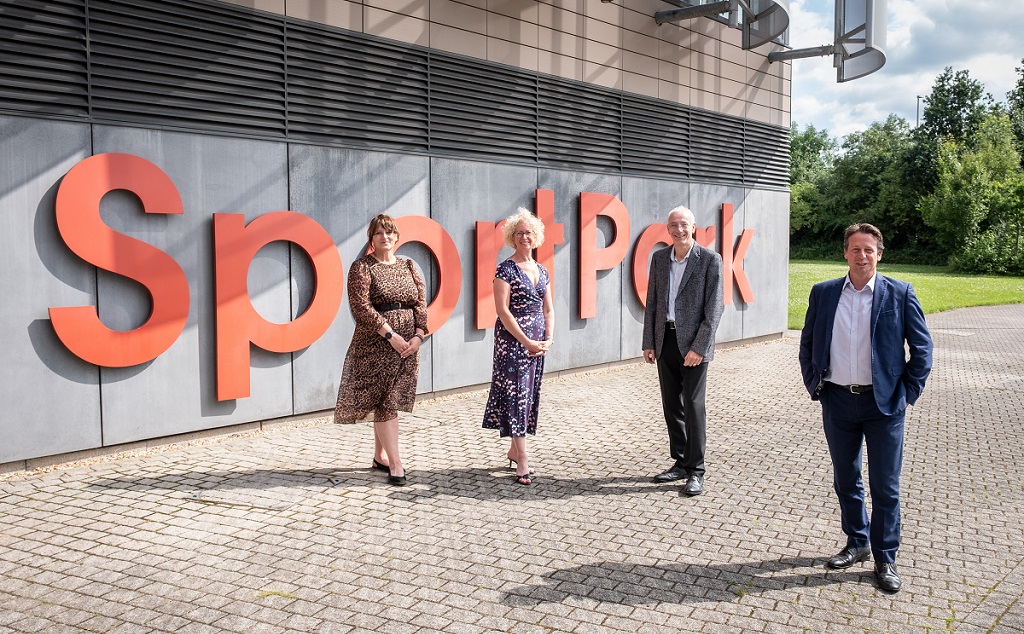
left=666, top=321, right=675, bottom=329
left=849, top=384, right=869, bottom=394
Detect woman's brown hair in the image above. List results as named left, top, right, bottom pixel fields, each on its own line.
left=367, top=213, right=400, bottom=245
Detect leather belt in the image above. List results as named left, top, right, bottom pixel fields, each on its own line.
left=374, top=302, right=414, bottom=312
left=666, top=321, right=676, bottom=329
left=830, top=383, right=873, bottom=395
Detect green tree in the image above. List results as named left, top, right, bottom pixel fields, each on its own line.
left=990, top=173, right=1024, bottom=270
left=789, top=123, right=836, bottom=184
left=824, top=115, right=926, bottom=252
left=788, top=123, right=837, bottom=240
left=1007, top=59, right=1024, bottom=162
left=920, top=112, right=1023, bottom=271
left=920, top=67, right=991, bottom=146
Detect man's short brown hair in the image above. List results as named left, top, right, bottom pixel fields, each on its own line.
left=843, top=223, right=884, bottom=251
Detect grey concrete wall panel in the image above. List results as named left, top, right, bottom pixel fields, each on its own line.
left=739, top=188, right=790, bottom=337
left=429, top=158, right=538, bottom=392
left=688, top=182, right=747, bottom=344
left=537, top=170, right=623, bottom=372
left=0, top=117, right=100, bottom=463
left=91, top=126, right=292, bottom=444
left=619, top=178, right=691, bottom=361
left=289, top=145, right=432, bottom=413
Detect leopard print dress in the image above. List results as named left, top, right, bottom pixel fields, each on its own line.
left=334, top=254, right=428, bottom=423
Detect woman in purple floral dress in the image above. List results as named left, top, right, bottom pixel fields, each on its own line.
left=482, top=209, right=554, bottom=485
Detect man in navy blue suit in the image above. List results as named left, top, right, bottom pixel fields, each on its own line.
left=799, top=223, right=932, bottom=593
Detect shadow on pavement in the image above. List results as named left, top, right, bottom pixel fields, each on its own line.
left=502, top=557, right=865, bottom=606
left=86, top=468, right=684, bottom=501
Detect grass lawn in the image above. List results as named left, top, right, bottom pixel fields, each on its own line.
left=788, top=260, right=1024, bottom=330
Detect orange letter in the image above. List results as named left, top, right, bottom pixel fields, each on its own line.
left=632, top=224, right=671, bottom=308
left=474, top=219, right=507, bottom=330
left=694, top=225, right=717, bottom=250
left=393, top=216, right=462, bottom=335
left=579, top=193, right=630, bottom=319
left=720, top=203, right=755, bottom=305
left=534, top=189, right=565, bottom=295
left=49, top=153, right=189, bottom=367
left=214, top=212, right=344, bottom=400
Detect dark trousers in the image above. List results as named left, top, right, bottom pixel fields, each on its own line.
left=821, top=383, right=905, bottom=564
left=656, top=327, right=707, bottom=476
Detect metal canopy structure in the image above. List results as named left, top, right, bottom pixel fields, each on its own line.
left=767, top=0, right=886, bottom=82
left=654, top=0, right=791, bottom=50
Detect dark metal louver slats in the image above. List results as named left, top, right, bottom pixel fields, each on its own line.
left=88, top=0, right=286, bottom=136
left=0, top=0, right=792, bottom=189
left=690, top=112, right=745, bottom=183
left=429, top=54, right=538, bottom=162
left=743, top=120, right=790, bottom=186
left=0, top=0, right=88, bottom=116
left=288, top=22, right=429, bottom=151
left=538, top=79, right=621, bottom=171
left=621, top=96, right=690, bottom=178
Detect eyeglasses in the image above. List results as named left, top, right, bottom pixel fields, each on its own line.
left=514, top=231, right=534, bottom=238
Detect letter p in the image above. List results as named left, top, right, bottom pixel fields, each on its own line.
left=213, top=212, right=344, bottom=401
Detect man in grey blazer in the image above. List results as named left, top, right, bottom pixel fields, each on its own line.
left=642, top=206, right=724, bottom=495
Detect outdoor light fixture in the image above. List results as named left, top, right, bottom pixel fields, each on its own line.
left=655, top=0, right=790, bottom=51
left=767, top=0, right=886, bottom=82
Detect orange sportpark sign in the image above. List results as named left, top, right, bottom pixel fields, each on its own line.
left=49, top=153, right=755, bottom=401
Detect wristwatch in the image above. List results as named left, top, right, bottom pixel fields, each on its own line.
left=384, top=331, right=393, bottom=340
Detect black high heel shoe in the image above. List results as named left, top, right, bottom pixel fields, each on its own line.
left=508, top=458, right=535, bottom=475
left=372, top=459, right=389, bottom=472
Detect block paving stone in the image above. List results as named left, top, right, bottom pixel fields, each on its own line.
left=1, top=304, right=1023, bottom=632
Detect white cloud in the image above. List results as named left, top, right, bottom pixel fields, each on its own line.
left=788, top=0, right=1024, bottom=140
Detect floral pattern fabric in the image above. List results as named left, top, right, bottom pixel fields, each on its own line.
left=334, top=254, right=428, bottom=424
left=482, top=259, right=549, bottom=437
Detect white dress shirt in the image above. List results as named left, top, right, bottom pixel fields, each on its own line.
left=827, top=273, right=875, bottom=386
left=666, top=245, right=691, bottom=322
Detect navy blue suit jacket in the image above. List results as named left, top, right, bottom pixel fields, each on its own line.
left=799, top=274, right=933, bottom=416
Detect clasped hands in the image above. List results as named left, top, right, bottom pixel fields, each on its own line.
left=387, top=333, right=422, bottom=358
left=525, top=338, right=552, bottom=358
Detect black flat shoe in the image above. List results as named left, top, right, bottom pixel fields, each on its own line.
left=653, top=467, right=686, bottom=483
left=681, top=474, right=704, bottom=496
left=826, top=546, right=871, bottom=569
left=388, top=474, right=408, bottom=486
left=874, top=562, right=902, bottom=593
left=372, top=459, right=389, bottom=472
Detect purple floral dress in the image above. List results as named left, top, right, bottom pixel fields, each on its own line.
left=482, top=259, right=549, bottom=437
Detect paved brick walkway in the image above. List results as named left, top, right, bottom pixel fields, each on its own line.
left=1, top=304, right=1022, bottom=633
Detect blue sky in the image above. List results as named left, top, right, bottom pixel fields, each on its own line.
left=788, top=0, right=1024, bottom=140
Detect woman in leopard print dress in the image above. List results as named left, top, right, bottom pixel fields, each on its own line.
left=334, top=214, right=428, bottom=486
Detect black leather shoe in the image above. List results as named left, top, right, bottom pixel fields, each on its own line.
left=681, top=474, right=704, bottom=496
left=653, top=467, right=686, bottom=483
left=825, top=546, right=871, bottom=569
left=874, top=562, right=902, bottom=593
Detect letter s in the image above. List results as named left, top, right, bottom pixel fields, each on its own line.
left=49, top=153, right=189, bottom=367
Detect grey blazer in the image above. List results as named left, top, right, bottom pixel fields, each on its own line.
left=641, top=242, right=724, bottom=362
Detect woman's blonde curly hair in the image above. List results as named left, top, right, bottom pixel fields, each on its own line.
left=501, top=208, right=545, bottom=249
